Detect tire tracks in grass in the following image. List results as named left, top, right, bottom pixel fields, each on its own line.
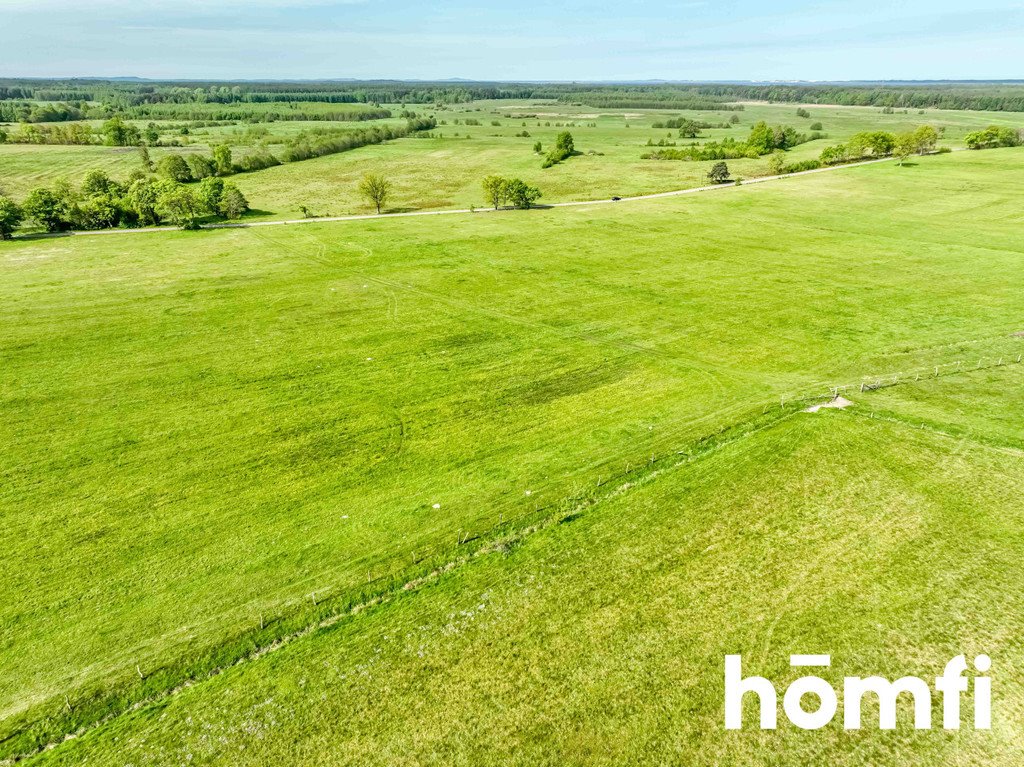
left=259, top=227, right=741, bottom=409
left=15, top=241, right=1015, bottom=745
left=7, top=227, right=1020, bottom=761
left=8, top=345, right=1020, bottom=763
left=3, top=396, right=808, bottom=765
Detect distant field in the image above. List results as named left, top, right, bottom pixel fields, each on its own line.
left=3, top=99, right=1023, bottom=219
left=0, top=143, right=214, bottom=199
left=213, top=100, right=1024, bottom=218
left=114, top=100, right=394, bottom=121
left=2, top=148, right=1023, bottom=762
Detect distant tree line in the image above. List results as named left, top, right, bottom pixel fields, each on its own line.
left=281, top=117, right=436, bottom=162
left=693, top=83, right=1024, bottom=113
left=651, top=116, right=737, bottom=134
left=6, top=79, right=1024, bottom=113
left=0, top=100, right=392, bottom=124
left=642, top=121, right=821, bottom=161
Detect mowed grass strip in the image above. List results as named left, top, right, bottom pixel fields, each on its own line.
left=1, top=149, right=1022, bottom=754
left=34, top=365, right=1024, bottom=766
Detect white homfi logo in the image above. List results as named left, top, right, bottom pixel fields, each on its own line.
left=724, top=654, right=991, bottom=730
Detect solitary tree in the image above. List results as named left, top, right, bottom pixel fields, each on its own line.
left=819, top=144, right=848, bottom=166
left=101, top=116, right=140, bottom=147
left=156, top=183, right=202, bottom=230
left=0, top=195, right=23, bottom=239
left=893, top=132, right=917, bottom=165
left=23, top=188, right=70, bottom=232
left=213, top=144, right=233, bottom=176
left=504, top=178, right=542, bottom=209
left=77, top=194, right=122, bottom=230
left=358, top=173, right=391, bottom=214
left=543, top=132, right=577, bottom=167
left=81, top=170, right=117, bottom=197
left=158, top=155, right=193, bottom=183
left=677, top=119, right=702, bottom=138
left=197, top=177, right=225, bottom=213
left=218, top=184, right=249, bottom=220
left=482, top=175, right=508, bottom=209
left=126, top=179, right=162, bottom=226
left=187, top=154, right=215, bottom=180
left=137, top=143, right=154, bottom=172
left=767, top=150, right=786, bottom=175
left=746, top=121, right=775, bottom=155
left=708, top=162, right=731, bottom=184
left=913, top=125, right=939, bottom=154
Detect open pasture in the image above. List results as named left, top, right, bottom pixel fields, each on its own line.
left=4, top=99, right=1023, bottom=221
left=225, top=99, right=1024, bottom=218
left=33, top=362, right=1024, bottom=767
left=2, top=148, right=1023, bottom=760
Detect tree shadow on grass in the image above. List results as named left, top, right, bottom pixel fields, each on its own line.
left=13, top=231, right=73, bottom=241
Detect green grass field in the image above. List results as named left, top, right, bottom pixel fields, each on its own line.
left=33, top=367, right=1024, bottom=766
left=2, top=147, right=1023, bottom=763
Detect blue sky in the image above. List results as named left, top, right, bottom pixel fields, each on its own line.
left=3, top=0, right=1022, bottom=81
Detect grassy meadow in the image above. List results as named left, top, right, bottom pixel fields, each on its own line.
left=199, top=100, right=1024, bottom=218
left=33, top=366, right=1024, bottom=767
left=1, top=147, right=1023, bottom=763
left=4, top=99, right=1024, bottom=216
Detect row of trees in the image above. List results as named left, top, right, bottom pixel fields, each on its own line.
left=0, top=171, right=249, bottom=236
left=0, top=98, right=393, bottom=124
left=818, top=126, right=940, bottom=166
left=687, top=83, right=1024, bottom=113
left=747, top=121, right=821, bottom=153
left=641, top=121, right=819, bottom=161
left=651, top=115, right=739, bottom=135
left=142, top=116, right=437, bottom=183
left=282, top=117, right=435, bottom=162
